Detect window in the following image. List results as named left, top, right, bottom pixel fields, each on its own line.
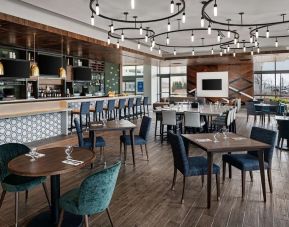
left=122, top=65, right=144, bottom=94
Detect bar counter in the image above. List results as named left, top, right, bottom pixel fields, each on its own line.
left=0, top=95, right=140, bottom=144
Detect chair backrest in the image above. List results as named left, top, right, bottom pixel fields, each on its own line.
left=74, top=118, right=84, bottom=147
left=80, top=102, right=91, bottom=114
left=143, top=97, right=149, bottom=105
left=95, top=100, right=104, bottom=113
left=136, top=97, right=141, bottom=106
left=191, top=102, right=199, bottom=109
left=0, top=143, right=31, bottom=181
left=168, top=131, right=189, bottom=176
left=277, top=120, right=289, bottom=139
left=78, top=161, right=121, bottom=214
left=162, top=110, right=177, bottom=126
left=128, top=98, right=134, bottom=108
left=118, top=99, right=126, bottom=109
left=184, top=111, right=201, bottom=128
left=139, top=116, right=152, bottom=140
left=248, top=127, right=277, bottom=167
left=246, top=102, right=258, bottom=114
left=107, top=100, right=116, bottom=111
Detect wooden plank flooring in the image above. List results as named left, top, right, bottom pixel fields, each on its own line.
left=1, top=109, right=289, bottom=227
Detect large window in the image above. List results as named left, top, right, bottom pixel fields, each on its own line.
left=122, top=65, right=143, bottom=95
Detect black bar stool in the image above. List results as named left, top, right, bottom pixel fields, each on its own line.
left=142, top=97, right=149, bottom=116
left=90, top=100, right=104, bottom=122
left=125, top=98, right=134, bottom=120
left=104, top=99, right=116, bottom=120
left=70, top=102, right=90, bottom=133
left=116, top=99, right=126, bottom=120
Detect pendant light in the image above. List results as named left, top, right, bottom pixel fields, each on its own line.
left=192, top=49, right=195, bottom=56
left=255, top=29, right=259, bottom=38
left=208, top=23, right=212, bottom=35
left=150, top=46, right=153, bottom=52
left=201, top=17, right=205, bottom=27
left=257, top=45, right=260, bottom=53
left=152, top=39, right=155, bottom=48
left=170, top=0, right=174, bottom=14
left=243, top=43, right=246, bottom=52
left=191, top=30, right=195, bottom=42
left=121, top=30, right=125, bottom=42
left=275, top=38, right=279, bottom=47
left=266, top=27, right=270, bottom=38
left=182, top=12, right=186, bottom=23
left=220, top=51, right=222, bottom=56
left=145, top=33, right=148, bottom=42
left=167, top=20, right=171, bottom=32
left=158, top=47, right=162, bottom=55
left=251, top=48, right=254, bottom=56
left=214, top=0, right=218, bottom=17
left=211, top=48, right=214, bottom=55
left=138, top=42, right=141, bottom=49
left=110, top=23, right=114, bottom=33
left=131, top=0, right=135, bottom=9
left=234, top=36, right=237, bottom=45
left=233, top=51, right=236, bottom=57
left=227, top=45, right=230, bottom=52
left=116, top=40, right=120, bottom=49
left=237, top=41, right=240, bottom=48
left=30, top=33, right=39, bottom=77
left=95, top=0, right=100, bottom=15
left=107, top=36, right=111, bottom=45
left=140, top=25, right=143, bottom=35
left=90, top=13, right=95, bottom=26
left=250, top=36, right=253, bottom=43
left=173, top=48, right=176, bottom=56
left=166, top=33, right=170, bottom=45
left=217, top=33, right=221, bottom=42
left=59, top=37, right=66, bottom=78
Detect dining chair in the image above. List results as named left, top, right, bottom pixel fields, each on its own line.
left=90, top=100, right=104, bottom=122
left=276, top=119, right=289, bottom=152
left=125, top=98, right=135, bottom=120
left=104, top=100, right=116, bottom=120
left=57, top=161, right=121, bottom=227
left=70, top=102, right=91, bottom=133
left=74, top=118, right=106, bottom=161
left=183, top=111, right=206, bottom=133
left=115, top=98, right=126, bottom=120
left=120, top=116, right=152, bottom=161
left=168, top=131, right=220, bottom=203
left=161, top=110, right=182, bottom=143
left=0, top=143, right=50, bottom=227
left=222, top=127, right=277, bottom=199
left=142, top=96, right=149, bottom=116
left=245, top=102, right=264, bottom=122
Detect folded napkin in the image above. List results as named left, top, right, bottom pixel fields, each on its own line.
left=196, top=138, right=212, bottom=142
left=62, top=159, right=84, bottom=166
left=25, top=152, right=46, bottom=158
left=231, top=137, right=246, bottom=141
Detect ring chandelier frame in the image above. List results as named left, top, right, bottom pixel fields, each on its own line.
left=249, top=26, right=289, bottom=39
left=219, top=40, right=256, bottom=50
left=108, top=27, right=155, bottom=40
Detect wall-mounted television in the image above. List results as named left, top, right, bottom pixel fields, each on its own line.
left=38, top=54, right=64, bottom=76
left=2, top=59, right=30, bottom=78
left=73, top=67, right=92, bottom=81
left=202, top=79, right=222, bottom=90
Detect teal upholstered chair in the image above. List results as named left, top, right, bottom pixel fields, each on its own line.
left=58, top=161, right=121, bottom=227
left=0, top=143, right=50, bottom=227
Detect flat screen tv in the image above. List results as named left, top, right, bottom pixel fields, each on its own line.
left=2, top=59, right=30, bottom=78
left=38, top=54, right=64, bottom=76
left=73, top=67, right=92, bottom=81
left=202, top=79, right=222, bottom=90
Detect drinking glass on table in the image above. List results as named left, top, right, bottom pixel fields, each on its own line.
left=29, top=147, right=37, bottom=162
left=221, top=126, right=229, bottom=139
left=65, top=145, right=73, bottom=159
left=213, top=132, right=220, bottom=143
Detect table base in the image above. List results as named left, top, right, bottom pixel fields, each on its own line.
left=27, top=210, right=83, bottom=227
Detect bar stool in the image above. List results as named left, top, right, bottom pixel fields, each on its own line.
left=104, top=99, right=116, bottom=120
left=90, top=100, right=104, bottom=122
left=142, top=97, right=149, bottom=116
left=116, top=99, right=126, bottom=120
left=125, top=98, right=135, bottom=120
left=134, top=97, right=142, bottom=118
left=70, top=102, right=90, bottom=133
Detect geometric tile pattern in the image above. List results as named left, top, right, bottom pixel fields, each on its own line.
left=0, top=112, right=67, bottom=145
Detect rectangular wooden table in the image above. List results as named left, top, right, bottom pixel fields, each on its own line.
left=182, top=133, right=271, bottom=208
left=89, top=120, right=137, bottom=165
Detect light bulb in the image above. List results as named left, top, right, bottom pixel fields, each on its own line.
left=275, top=39, right=279, bottom=47
left=223, top=49, right=227, bottom=54
left=170, top=0, right=174, bottom=13
left=152, top=40, right=155, bottom=48
left=173, top=49, right=176, bottom=55
left=138, top=42, right=141, bottom=49
left=107, top=37, right=110, bottom=45
left=211, top=48, right=214, bottom=55
left=234, top=37, right=237, bottom=45
left=243, top=45, right=246, bottom=52
left=227, top=45, right=230, bottom=52
left=255, top=29, right=259, bottom=38
left=257, top=46, right=260, bottom=53
left=227, top=30, right=231, bottom=38
left=201, top=17, right=204, bottom=27
left=266, top=29, right=270, bottom=38
left=95, top=3, right=100, bottom=15
left=159, top=48, right=162, bottom=55
left=121, top=32, right=124, bottom=42
left=145, top=35, right=148, bottom=43
left=191, top=32, right=194, bottom=42
left=251, top=49, right=254, bottom=55
left=237, top=42, right=240, bottom=48
left=150, top=46, right=153, bottom=52
left=140, top=26, right=143, bottom=35
left=168, top=21, right=171, bottom=31
left=255, top=40, right=258, bottom=47
left=250, top=36, right=253, bottom=43
left=208, top=24, right=211, bottom=35
left=90, top=14, right=95, bottom=26
left=117, top=41, right=120, bottom=49
left=233, top=52, right=236, bottom=57
left=217, top=34, right=221, bottom=42
left=214, top=1, right=218, bottom=17
left=182, top=12, right=186, bottom=23
left=166, top=36, right=170, bottom=45
left=192, top=49, right=195, bottom=56
left=131, top=0, right=135, bottom=9
left=220, top=51, right=222, bottom=56
left=110, top=24, right=114, bottom=33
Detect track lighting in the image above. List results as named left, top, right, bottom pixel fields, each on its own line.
left=131, top=0, right=135, bottom=9
left=211, top=48, right=214, bottom=55
left=182, top=12, right=186, bottom=23
left=208, top=23, right=211, bottom=35
left=191, top=31, right=194, bottom=42
left=201, top=17, right=205, bottom=27
left=95, top=1, right=100, bottom=16
left=266, top=27, right=270, bottom=38
left=90, top=13, right=95, bottom=26
left=214, top=0, right=218, bottom=17
left=170, top=0, right=174, bottom=13
left=140, top=25, right=143, bottom=35
left=275, top=38, right=279, bottom=47
left=173, top=48, right=176, bottom=55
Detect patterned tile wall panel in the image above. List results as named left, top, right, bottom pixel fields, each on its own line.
left=0, top=112, right=67, bottom=145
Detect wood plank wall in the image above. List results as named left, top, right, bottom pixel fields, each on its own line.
left=187, top=62, right=253, bottom=102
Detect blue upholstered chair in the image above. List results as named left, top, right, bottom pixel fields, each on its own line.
left=91, top=100, right=104, bottom=122
left=222, top=127, right=277, bottom=199
left=142, top=96, right=149, bottom=116
left=134, top=97, right=143, bottom=118
left=70, top=102, right=91, bottom=133
left=116, top=98, right=126, bottom=120
left=0, top=143, right=50, bottom=227
left=120, top=116, right=152, bottom=161
left=168, top=131, right=220, bottom=203
left=104, top=100, right=116, bottom=120
left=74, top=118, right=106, bottom=161
left=125, top=98, right=135, bottom=120
left=276, top=119, right=289, bottom=152
left=57, top=161, right=121, bottom=227
left=245, top=102, right=264, bottom=122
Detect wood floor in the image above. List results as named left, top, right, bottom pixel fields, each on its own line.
left=1, top=109, right=289, bottom=227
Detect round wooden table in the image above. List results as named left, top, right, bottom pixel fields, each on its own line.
left=8, top=147, right=95, bottom=227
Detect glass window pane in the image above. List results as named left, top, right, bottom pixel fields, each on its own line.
left=170, top=76, right=187, bottom=96
left=170, top=66, right=186, bottom=74
left=254, top=74, right=262, bottom=95
left=160, top=67, right=170, bottom=74
left=161, top=78, right=170, bottom=93
left=123, top=66, right=136, bottom=76
left=280, top=73, right=289, bottom=96
left=276, top=59, right=289, bottom=71
left=261, top=74, right=275, bottom=96
left=136, top=66, right=143, bottom=76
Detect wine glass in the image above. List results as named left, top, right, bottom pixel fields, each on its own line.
left=213, top=132, right=220, bottom=143
left=222, top=127, right=228, bottom=139
left=65, top=145, right=73, bottom=159
left=30, top=147, right=37, bottom=162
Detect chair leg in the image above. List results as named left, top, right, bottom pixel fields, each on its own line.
left=171, top=167, right=177, bottom=190
left=120, top=141, right=122, bottom=158
left=57, top=209, right=64, bottom=227
left=222, top=161, right=226, bottom=183
left=216, top=174, right=220, bottom=200
left=201, top=175, right=204, bottom=187
left=84, top=215, right=89, bottom=227
left=241, top=171, right=246, bottom=199
left=281, top=138, right=284, bottom=152
left=0, top=190, right=6, bottom=208
left=106, top=208, right=114, bottom=227
left=42, top=183, right=50, bottom=207
left=267, top=168, right=273, bottom=193
left=15, top=192, right=19, bottom=227
left=161, top=125, right=164, bottom=144
left=181, top=176, right=186, bottom=204
left=249, top=171, right=253, bottom=182
left=229, top=164, right=232, bottom=179
left=140, top=145, right=144, bottom=155
left=124, top=144, right=127, bottom=163
left=25, top=190, right=28, bottom=204
left=145, top=144, right=149, bottom=161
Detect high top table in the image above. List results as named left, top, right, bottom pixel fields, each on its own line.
left=182, top=133, right=271, bottom=209
left=8, top=147, right=95, bottom=227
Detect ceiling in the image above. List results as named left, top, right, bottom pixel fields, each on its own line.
left=19, top=0, right=289, bottom=57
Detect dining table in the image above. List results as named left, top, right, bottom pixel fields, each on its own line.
left=8, top=147, right=95, bottom=227
left=89, top=119, right=137, bottom=165
left=182, top=133, right=271, bottom=209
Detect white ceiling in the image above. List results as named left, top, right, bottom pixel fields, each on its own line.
left=19, top=0, right=289, bottom=57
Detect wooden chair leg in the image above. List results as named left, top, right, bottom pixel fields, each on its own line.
left=267, top=168, right=273, bottom=193
left=25, top=190, right=28, bottom=203
left=42, top=183, right=51, bottom=207
left=171, top=167, right=177, bottom=190
left=241, top=171, right=246, bottom=199
left=84, top=215, right=89, bottom=227
left=15, top=192, right=19, bottom=227
left=106, top=208, right=114, bottom=227
left=181, top=176, right=186, bottom=204
left=144, top=144, right=149, bottom=161
left=57, top=209, right=64, bottom=227
left=216, top=174, right=220, bottom=200
left=222, top=161, right=226, bottom=183
left=0, top=190, right=6, bottom=208
left=201, top=175, right=204, bottom=187
left=249, top=171, right=253, bottom=182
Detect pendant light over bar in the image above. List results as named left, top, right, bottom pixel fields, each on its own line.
left=131, top=0, right=135, bottom=10
left=170, top=0, right=174, bottom=14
